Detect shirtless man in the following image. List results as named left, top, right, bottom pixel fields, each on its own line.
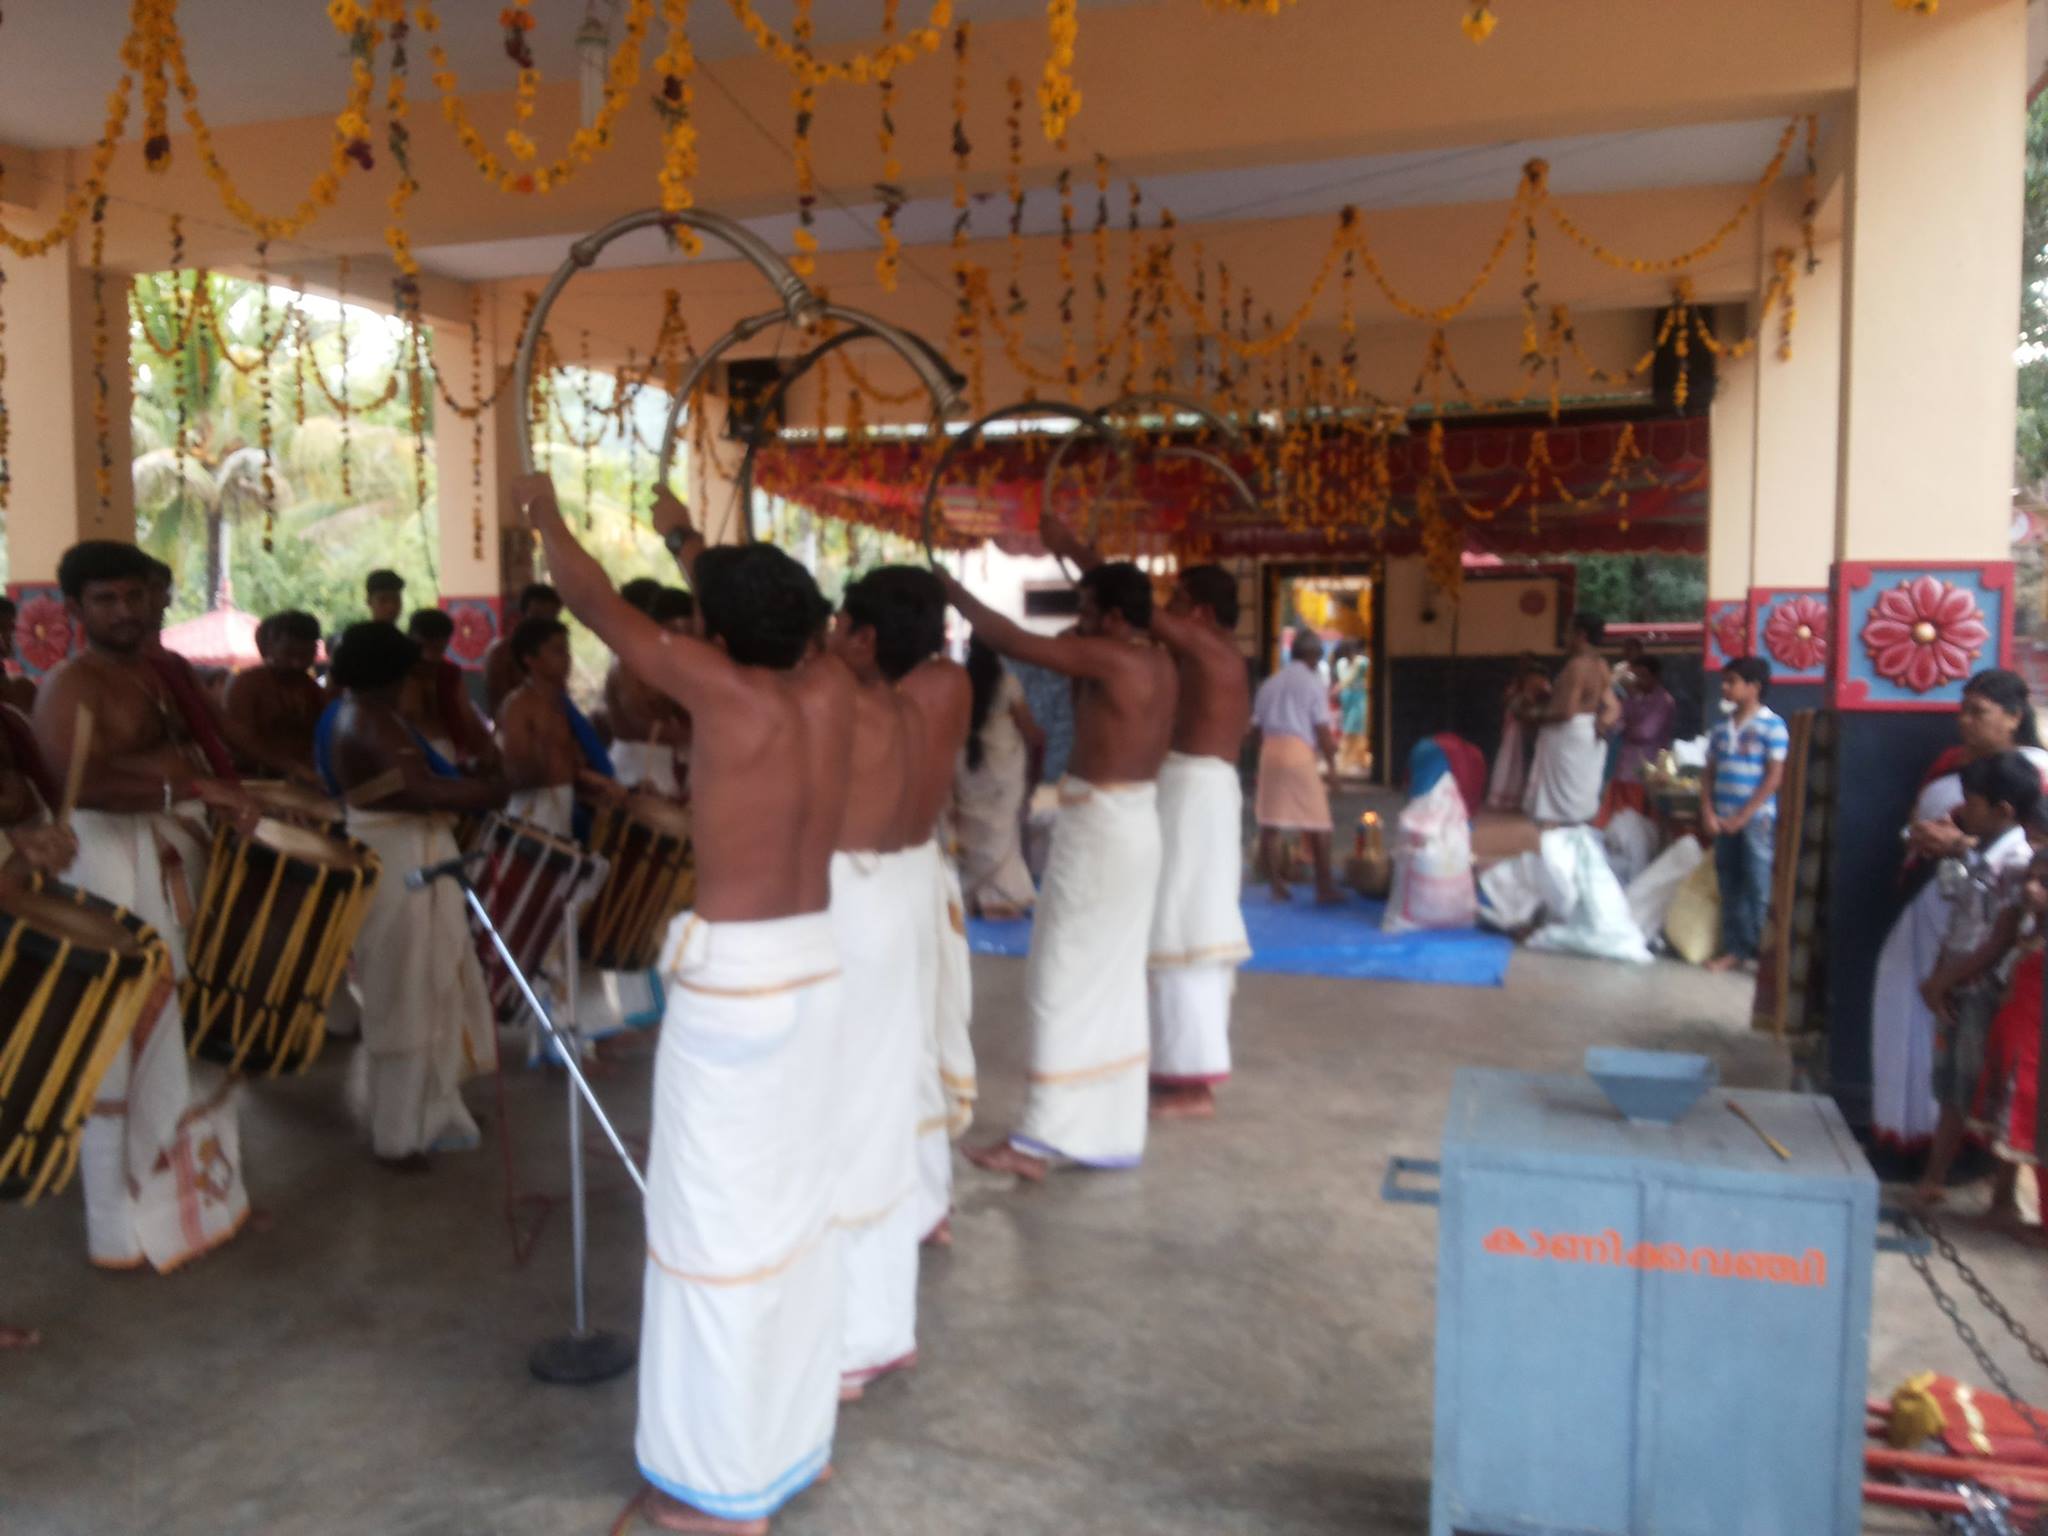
left=34, top=541, right=256, bottom=1272
left=520, top=470, right=853, bottom=1535
left=1040, top=521, right=1253, bottom=1120
left=223, top=611, right=327, bottom=781
left=398, top=609, right=495, bottom=767
left=605, top=587, right=695, bottom=796
left=0, top=596, right=38, bottom=713
left=323, top=622, right=507, bottom=1169
left=936, top=558, right=1178, bottom=1182
left=1522, top=613, right=1620, bottom=828
left=483, top=582, right=563, bottom=718
left=365, top=569, right=406, bottom=627
left=496, top=616, right=617, bottom=837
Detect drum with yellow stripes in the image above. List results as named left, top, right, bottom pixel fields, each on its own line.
left=578, top=793, right=695, bottom=972
left=182, top=817, right=381, bottom=1075
left=0, top=880, right=173, bottom=1203
left=241, top=778, right=344, bottom=833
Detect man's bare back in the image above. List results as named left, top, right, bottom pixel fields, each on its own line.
left=895, top=657, right=971, bottom=845
left=836, top=676, right=912, bottom=856
left=497, top=681, right=581, bottom=790
left=1156, top=617, right=1250, bottom=763
left=224, top=667, right=324, bottom=773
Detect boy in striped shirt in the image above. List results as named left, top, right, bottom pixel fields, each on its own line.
left=1701, top=656, right=1790, bottom=973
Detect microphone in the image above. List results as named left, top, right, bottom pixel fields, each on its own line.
left=406, top=850, right=488, bottom=891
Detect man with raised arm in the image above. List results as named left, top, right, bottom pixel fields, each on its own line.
left=519, top=472, right=854, bottom=1536
left=875, top=569, right=977, bottom=1247
left=935, top=556, right=1177, bottom=1182
left=34, top=540, right=257, bottom=1272
left=318, top=623, right=508, bottom=1171
left=818, top=570, right=922, bottom=1400
left=1041, top=519, right=1253, bottom=1121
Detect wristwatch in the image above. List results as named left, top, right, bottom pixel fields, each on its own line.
left=663, top=526, right=690, bottom=555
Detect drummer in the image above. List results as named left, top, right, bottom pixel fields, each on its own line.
left=605, top=587, right=695, bottom=798
left=402, top=609, right=495, bottom=769
left=496, top=616, right=619, bottom=839
left=483, top=582, right=563, bottom=718
left=0, top=596, right=38, bottom=713
left=320, top=622, right=508, bottom=1170
left=223, top=611, right=327, bottom=782
left=33, top=540, right=258, bottom=1273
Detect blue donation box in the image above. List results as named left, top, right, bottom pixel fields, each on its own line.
left=1428, top=1065, right=1876, bottom=1536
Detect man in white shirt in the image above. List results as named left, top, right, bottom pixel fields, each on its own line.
left=1251, top=631, right=1341, bottom=904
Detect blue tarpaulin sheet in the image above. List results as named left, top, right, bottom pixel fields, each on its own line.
left=968, top=884, right=1514, bottom=988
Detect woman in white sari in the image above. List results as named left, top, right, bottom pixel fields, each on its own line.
left=1870, top=669, right=2048, bottom=1160
left=951, top=639, right=1044, bottom=919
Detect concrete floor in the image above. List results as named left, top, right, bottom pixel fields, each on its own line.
left=5, top=946, right=2045, bottom=1535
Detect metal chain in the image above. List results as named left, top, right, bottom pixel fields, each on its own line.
left=1903, top=1212, right=2048, bottom=1453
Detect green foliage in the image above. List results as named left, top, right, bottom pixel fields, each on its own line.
left=1568, top=554, right=1707, bottom=624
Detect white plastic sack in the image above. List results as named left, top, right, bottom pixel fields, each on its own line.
left=1525, top=827, right=1655, bottom=964
left=1671, top=734, right=1710, bottom=771
left=1383, top=775, right=1477, bottom=934
left=1623, top=837, right=1705, bottom=945
left=1602, top=808, right=1658, bottom=888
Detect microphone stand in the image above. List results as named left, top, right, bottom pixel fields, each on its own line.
left=422, top=860, right=644, bottom=1385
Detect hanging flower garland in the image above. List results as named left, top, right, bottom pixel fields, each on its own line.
left=417, top=0, right=654, bottom=195
left=1039, top=0, right=1080, bottom=145
left=653, top=0, right=701, bottom=243
left=499, top=0, right=540, bottom=161
left=1461, top=5, right=1499, bottom=43
left=725, top=0, right=950, bottom=86
left=90, top=198, right=115, bottom=514
left=790, top=0, right=819, bottom=278
left=874, top=0, right=905, bottom=293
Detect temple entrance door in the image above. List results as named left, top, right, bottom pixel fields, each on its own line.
left=1260, top=561, right=1382, bottom=785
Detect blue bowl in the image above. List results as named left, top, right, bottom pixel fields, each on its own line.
left=1584, top=1047, right=1717, bottom=1125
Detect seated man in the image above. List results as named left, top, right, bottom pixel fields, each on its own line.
left=223, top=611, right=328, bottom=781
left=318, top=623, right=508, bottom=1171
left=605, top=588, right=695, bottom=797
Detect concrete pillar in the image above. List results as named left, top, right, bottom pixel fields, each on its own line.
left=431, top=312, right=533, bottom=672
left=1705, top=313, right=1757, bottom=676
left=1821, top=0, right=2027, bottom=1142
left=0, top=207, right=134, bottom=676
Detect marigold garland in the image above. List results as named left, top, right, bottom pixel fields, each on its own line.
left=1039, top=0, right=1080, bottom=145
left=725, top=0, right=950, bottom=86
left=790, top=0, right=819, bottom=278
left=653, top=0, right=701, bottom=244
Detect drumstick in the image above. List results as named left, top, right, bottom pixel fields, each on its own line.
left=58, top=706, right=93, bottom=826
left=344, top=766, right=407, bottom=808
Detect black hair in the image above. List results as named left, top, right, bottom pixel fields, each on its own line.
left=0, top=597, right=16, bottom=624
left=1964, top=669, right=2041, bottom=749
left=365, top=568, right=405, bottom=596
left=407, top=609, right=455, bottom=645
left=1960, top=750, right=2044, bottom=824
left=620, top=577, right=663, bottom=615
left=649, top=587, right=696, bottom=626
left=842, top=565, right=946, bottom=681
left=518, top=582, right=562, bottom=615
left=1079, top=561, right=1152, bottom=630
left=1724, top=654, right=1772, bottom=697
left=1573, top=612, right=1605, bottom=645
left=1290, top=628, right=1323, bottom=663
left=58, top=540, right=157, bottom=602
left=510, top=615, right=568, bottom=665
left=330, top=621, right=420, bottom=693
left=1635, top=654, right=1663, bottom=680
left=268, top=610, right=320, bottom=647
left=965, top=636, right=1003, bottom=773
left=696, top=545, right=828, bottom=671
left=1178, top=564, right=1239, bottom=629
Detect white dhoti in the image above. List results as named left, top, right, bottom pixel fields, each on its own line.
left=1013, top=779, right=1161, bottom=1169
left=1523, top=714, right=1605, bottom=826
left=610, top=739, right=681, bottom=798
left=71, top=806, right=249, bottom=1272
left=1870, top=878, right=1947, bottom=1150
left=507, top=782, right=575, bottom=840
left=1148, top=754, right=1251, bottom=1087
left=638, top=910, right=842, bottom=1522
left=829, top=851, right=923, bottom=1386
left=344, top=809, right=496, bottom=1159
left=906, top=840, right=975, bottom=1240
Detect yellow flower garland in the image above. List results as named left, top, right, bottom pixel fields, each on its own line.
left=655, top=0, right=701, bottom=242
left=724, top=0, right=950, bottom=87
left=1039, top=0, right=1080, bottom=145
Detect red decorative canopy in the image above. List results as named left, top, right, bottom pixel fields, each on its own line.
left=749, top=412, right=1710, bottom=559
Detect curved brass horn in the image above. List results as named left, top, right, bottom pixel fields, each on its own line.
left=919, top=400, right=1127, bottom=572
left=513, top=208, right=823, bottom=477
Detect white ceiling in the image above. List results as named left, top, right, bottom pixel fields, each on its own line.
left=0, top=0, right=1093, bottom=149
left=415, top=114, right=1815, bottom=282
